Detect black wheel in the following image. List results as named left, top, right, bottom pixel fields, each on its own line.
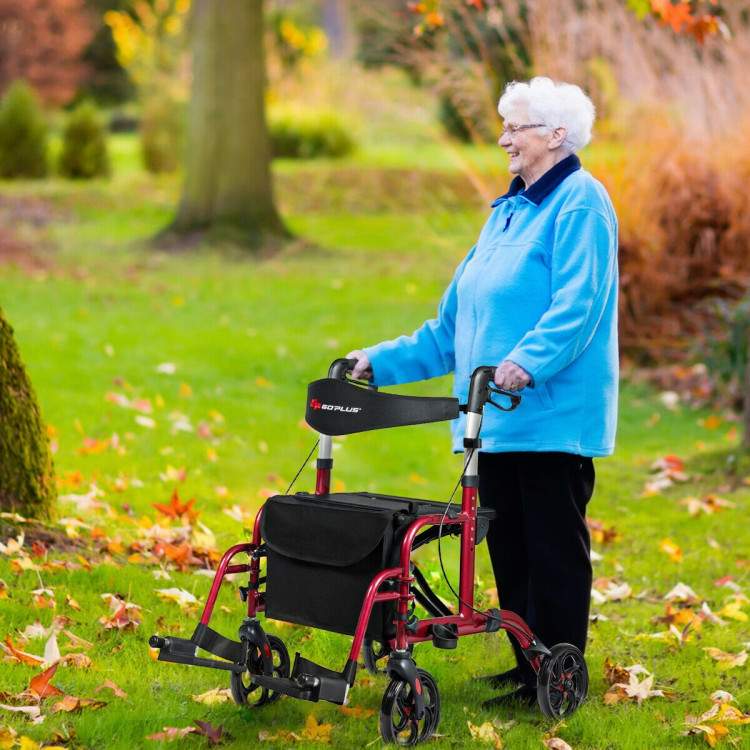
left=537, top=643, right=588, bottom=718
left=379, top=668, right=440, bottom=746
left=230, top=634, right=290, bottom=708
left=362, top=638, right=413, bottom=676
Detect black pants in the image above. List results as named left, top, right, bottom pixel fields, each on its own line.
left=478, top=451, right=594, bottom=685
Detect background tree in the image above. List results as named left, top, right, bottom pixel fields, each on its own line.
left=0, top=0, right=94, bottom=106
left=171, top=0, right=289, bottom=246
left=0, top=304, right=56, bottom=521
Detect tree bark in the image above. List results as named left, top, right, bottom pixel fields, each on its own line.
left=172, top=0, right=289, bottom=247
left=744, top=332, right=750, bottom=449
left=0, top=303, right=56, bottom=521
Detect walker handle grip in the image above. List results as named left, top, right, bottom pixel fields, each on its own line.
left=328, top=358, right=373, bottom=382
left=466, top=366, right=521, bottom=414
left=328, top=358, right=359, bottom=380
left=467, top=366, right=497, bottom=414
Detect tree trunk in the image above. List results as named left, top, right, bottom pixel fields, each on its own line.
left=172, top=0, right=289, bottom=247
left=0, top=303, right=56, bottom=521
left=322, top=0, right=353, bottom=59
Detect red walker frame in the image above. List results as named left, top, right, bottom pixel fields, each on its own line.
left=150, top=359, right=589, bottom=743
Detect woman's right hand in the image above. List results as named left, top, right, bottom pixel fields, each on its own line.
left=346, top=350, right=372, bottom=380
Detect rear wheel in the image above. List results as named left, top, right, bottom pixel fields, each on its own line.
left=230, top=635, right=290, bottom=708
left=537, top=643, right=588, bottom=718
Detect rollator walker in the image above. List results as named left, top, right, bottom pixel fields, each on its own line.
left=150, top=359, right=589, bottom=744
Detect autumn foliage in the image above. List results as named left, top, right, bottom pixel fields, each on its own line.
left=0, top=0, right=94, bottom=106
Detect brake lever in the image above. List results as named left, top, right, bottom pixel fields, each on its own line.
left=487, top=384, right=521, bottom=411
left=346, top=374, right=378, bottom=391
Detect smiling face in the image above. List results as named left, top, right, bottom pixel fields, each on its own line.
left=499, top=105, right=567, bottom=188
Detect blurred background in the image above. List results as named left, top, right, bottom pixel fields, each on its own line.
left=1, top=0, right=749, bottom=521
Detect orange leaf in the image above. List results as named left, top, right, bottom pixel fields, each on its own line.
left=152, top=488, right=200, bottom=524
left=659, top=538, right=683, bottom=563
left=340, top=704, right=376, bottom=719
left=654, top=0, right=695, bottom=33
left=29, top=663, right=64, bottom=698
left=146, top=726, right=196, bottom=742
left=51, top=694, right=107, bottom=713
left=3, top=635, right=44, bottom=666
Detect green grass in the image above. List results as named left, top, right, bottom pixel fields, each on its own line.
left=1, top=125, right=749, bottom=750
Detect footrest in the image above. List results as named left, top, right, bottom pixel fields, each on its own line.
left=149, top=635, right=245, bottom=673
left=251, top=652, right=350, bottom=705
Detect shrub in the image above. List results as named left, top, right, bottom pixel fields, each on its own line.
left=268, top=105, right=355, bottom=159
left=59, top=101, right=110, bottom=179
left=0, top=80, right=48, bottom=179
left=141, top=97, right=183, bottom=174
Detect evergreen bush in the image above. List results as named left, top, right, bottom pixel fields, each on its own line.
left=141, top=97, right=183, bottom=174
left=268, top=106, right=355, bottom=159
left=59, top=101, right=110, bottom=179
left=0, top=80, right=49, bottom=179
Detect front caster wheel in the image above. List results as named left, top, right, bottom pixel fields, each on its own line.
left=230, top=634, right=290, bottom=708
left=362, top=637, right=414, bottom=676
left=379, top=668, right=440, bottom=746
left=537, top=643, right=588, bottom=718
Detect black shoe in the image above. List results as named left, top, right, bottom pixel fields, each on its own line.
left=481, top=684, right=538, bottom=710
left=474, top=666, right=523, bottom=690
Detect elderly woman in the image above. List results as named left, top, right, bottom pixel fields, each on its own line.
left=348, top=77, right=618, bottom=708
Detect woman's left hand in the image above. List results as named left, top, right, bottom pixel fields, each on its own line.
left=494, top=360, right=531, bottom=391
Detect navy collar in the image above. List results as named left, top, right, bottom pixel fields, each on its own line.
left=491, top=154, right=582, bottom=207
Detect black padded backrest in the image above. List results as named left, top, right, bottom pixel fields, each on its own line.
left=305, top=378, right=460, bottom=435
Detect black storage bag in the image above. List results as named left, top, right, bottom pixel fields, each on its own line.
left=261, top=492, right=419, bottom=641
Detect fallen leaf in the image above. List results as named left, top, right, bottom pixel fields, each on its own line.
left=191, top=687, right=232, bottom=705
left=60, top=653, right=94, bottom=668
left=301, top=715, right=332, bottom=742
left=51, top=695, right=107, bottom=714
left=0, top=726, right=17, bottom=748
left=659, top=538, right=683, bottom=563
left=29, top=663, right=64, bottom=698
left=146, top=727, right=195, bottom=742
left=62, top=630, right=94, bottom=650
left=587, top=518, right=620, bottom=544
left=339, top=704, right=375, bottom=719
left=0, top=704, right=42, bottom=720
left=652, top=604, right=702, bottom=634
left=154, top=587, right=200, bottom=611
left=43, top=632, right=61, bottom=666
left=467, top=721, right=503, bottom=748
left=703, top=648, right=748, bottom=669
left=193, top=720, right=224, bottom=744
left=719, top=597, right=748, bottom=622
left=94, top=679, right=127, bottom=699
left=664, top=582, right=701, bottom=605
left=152, top=488, right=200, bottom=525
left=543, top=739, right=574, bottom=750
left=2, top=635, right=44, bottom=666
left=603, top=658, right=636, bottom=686
left=605, top=671, right=665, bottom=705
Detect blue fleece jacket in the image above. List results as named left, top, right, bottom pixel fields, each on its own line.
left=364, top=154, right=619, bottom=456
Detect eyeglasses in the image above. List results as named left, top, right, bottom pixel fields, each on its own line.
left=499, top=123, right=546, bottom=138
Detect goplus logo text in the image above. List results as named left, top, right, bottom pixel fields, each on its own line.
left=309, top=398, right=361, bottom=414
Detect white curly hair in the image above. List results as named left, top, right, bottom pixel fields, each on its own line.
left=497, top=77, right=595, bottom=155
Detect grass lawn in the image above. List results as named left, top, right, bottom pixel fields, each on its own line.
left=1, top=115, right=750, bottom=749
